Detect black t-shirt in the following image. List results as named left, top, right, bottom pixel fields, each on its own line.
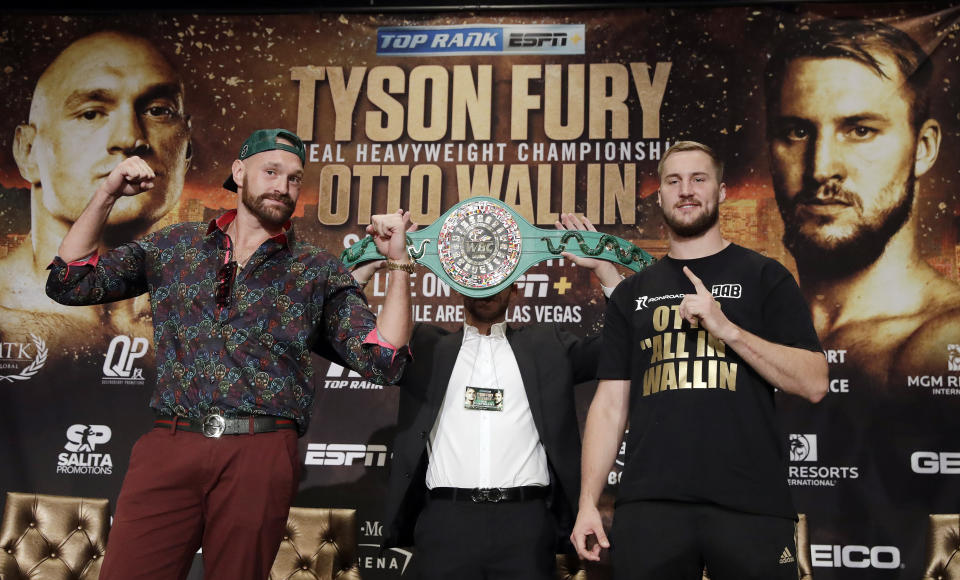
left=599, top=243, right=821, bottom=519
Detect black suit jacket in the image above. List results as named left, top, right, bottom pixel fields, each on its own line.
left=382, top=322, right=600, bottom=550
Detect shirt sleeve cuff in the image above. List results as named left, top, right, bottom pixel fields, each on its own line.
left=49, top=251, right=100, bottom=278
left=363, top=328, right=412, bottom=364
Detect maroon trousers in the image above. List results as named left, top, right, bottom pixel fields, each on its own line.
left=99, top=426, right=300, bottom=580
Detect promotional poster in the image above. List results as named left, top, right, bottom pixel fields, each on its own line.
left=1, top=3, right=958, bottom=577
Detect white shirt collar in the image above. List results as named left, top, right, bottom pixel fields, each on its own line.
left=463, top=320, right=508, bottom=340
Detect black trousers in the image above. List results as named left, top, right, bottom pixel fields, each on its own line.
left=611, top=500, right=799, bottom=580
left=413, top=496, right=556, bottom=580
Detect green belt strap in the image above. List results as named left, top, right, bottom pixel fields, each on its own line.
left=340, top=196, right=655, bottom=298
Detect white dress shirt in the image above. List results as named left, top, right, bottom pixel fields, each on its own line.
left=424, top=321, right=550, bottom=489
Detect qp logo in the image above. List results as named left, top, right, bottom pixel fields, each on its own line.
left=103, top=335, right=148, bottom=381
left=789, top=434, right=818, bottom=462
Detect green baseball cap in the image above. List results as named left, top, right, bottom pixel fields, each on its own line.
left=223, top=128, right=307, bottom=192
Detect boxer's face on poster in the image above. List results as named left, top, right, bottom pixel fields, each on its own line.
left=22, top=33, right=190, bottom=227
left=768, top=56, right=921, bottom=262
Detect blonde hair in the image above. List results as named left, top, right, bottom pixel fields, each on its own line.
left=658, top=141, right=724, bottom=183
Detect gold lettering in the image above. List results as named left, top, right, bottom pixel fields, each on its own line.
left=451, top=65, right=492, bottom=140
left=535, top=165, right=556, bottom=224
left=628, top=62, right=672, bottom=139
left=511, top=65, right=542, bottom=140
left=708, top=333, right=726, bottom=357
left=326, top=67, right=366, bottom=142
left=409, top=165, right=443, bottom=224
left=544, top=64, right=584, bottom=140
left=643, top=364, right=662, bottom=396
left=708, top=359, right=717, bottom=387
left=352, top=165, right=381, bottom=224
left=589, top=64, right=629, bottom=139
left=503, top=165, right=535, bottom=222
left=652, top=306, right=670, bottom=332
left=677, top=361, right=691, bottom=388
left=674, top=332, right=689, bottom=359
left=407, top=66, right=448, bottom=141
left=585, top=164, right=602, bottom=223
left=603, top=164, right=636, bottom=225
left=693, top=361, right=708, bottom=388
left=290, top=66, right=325, bottom=141
left=456, top=165, right=504, bottom=200
left=366, top=66, right=405, bottom=142
left=719, top=361, right=738, bottom=391
left=660, top=361, right=678, bottom=391
left=651, top=334, right=663, bottom=363
left=380, top=165, right=409, bottom=213
left=318, top=164, right=351, bottom=225
left=662, top=333, right=676, bottom=360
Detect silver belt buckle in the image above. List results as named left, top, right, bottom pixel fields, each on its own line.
left=201, top=414, right=226, bottom=438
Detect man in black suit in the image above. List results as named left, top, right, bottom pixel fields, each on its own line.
left=353, top=213, right=623, bottom=580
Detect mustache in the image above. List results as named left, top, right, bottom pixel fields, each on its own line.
left=791, top=181, right=863, bottom=212
left=260, top=193, right=295, bottom=208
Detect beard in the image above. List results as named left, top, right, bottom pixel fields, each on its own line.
left=777, top=173, right=915, bottom=279
left=241, top=175, right=296, bottom=225
left=662, top=201, right=720, bottom=238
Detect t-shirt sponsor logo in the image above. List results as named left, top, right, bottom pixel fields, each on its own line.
left=634, top=293, right=684, bottom=311
left=102, top=335, right=148, bottom=385
left=711, top=283, right=742, bottom=298
left=787, top=434, right=858, bottom=486
left=0, top=334, right=47, bottom=383
left=304, top=443, right=389, bottom=466
left=57, top=424, right=113, bottom=475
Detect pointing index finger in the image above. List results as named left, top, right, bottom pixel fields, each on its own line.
left=682, top=266, right=709, bottom=294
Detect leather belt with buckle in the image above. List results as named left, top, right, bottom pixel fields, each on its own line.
left=154, top=414, right=297, bottom=438
left=428, top=486, right=549, bottom=503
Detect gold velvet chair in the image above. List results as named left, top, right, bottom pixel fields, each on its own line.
left=703, top=513, right=812, bottom=580
left=921, top=514, right=960, bottom=580
left=0, top=492, right=109, bottom=580
left=269, top=506, right=361, bottom=580
left=555, top=552, right=589, bottom=580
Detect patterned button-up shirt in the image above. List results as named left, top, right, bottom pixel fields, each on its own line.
left=46, top=210, right=408, bottom=433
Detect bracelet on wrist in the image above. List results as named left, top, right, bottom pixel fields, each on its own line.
left=385, top=259, right=416, bottom=273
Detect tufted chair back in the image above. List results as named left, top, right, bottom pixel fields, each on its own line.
left=703, top=513, right=812, bottom=579
left=922, top=514, right=960, bottom=580
left=0, top=492, right=109, bottom=580
left=269, top=507, right=361, bottom=580
left=555, top=552, right=588, bottom=580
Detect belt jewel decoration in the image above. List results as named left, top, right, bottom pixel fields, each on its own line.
left=340, top=196, right=655, bottom=298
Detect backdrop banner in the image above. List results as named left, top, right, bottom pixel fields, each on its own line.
left=1, top=4, right=958, bottom=578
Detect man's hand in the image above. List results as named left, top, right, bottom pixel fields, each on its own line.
left=678, top=266, right=734, bottom=339
left=571, top=505, right=610, bottom=561
left=98, top=156, right=155, bottom=200
left=556, top=213, right=622, bottom=290
left=368, top=210, right=413, bottom=262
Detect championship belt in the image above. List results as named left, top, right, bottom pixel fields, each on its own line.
left=340, top=196, right=655, bottom=298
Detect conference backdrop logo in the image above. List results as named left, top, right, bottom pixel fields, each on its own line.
left=905, top=343, right=960, bottom=394
left=0, top=334, right=47, bottom=383
left=358, top=519, right=414, bottom=576
left=304, top=443, right=390, bottom=467
left=810, top=544, right=902, bottom=570
left=377, top=24, right=585, bottom=56
left=787, top=434, right=859, bottom=487
left=57, top=424, right=113, bottom=475
left=101, top=335, right=148, bottom=385
left=911, top=451, right=960, bottom=474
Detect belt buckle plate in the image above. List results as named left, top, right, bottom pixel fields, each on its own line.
left=470, top=488, right=502, bottom=503
left=201, top=414, right=226, bottom=438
